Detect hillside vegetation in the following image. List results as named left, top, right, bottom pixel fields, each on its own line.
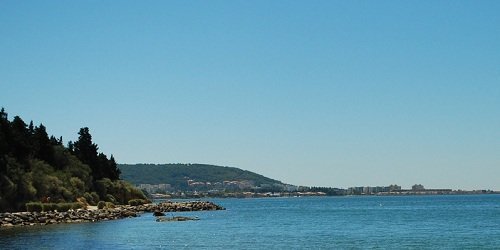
left=0, top=108, right=146, bottom=212
left=119, top=163, right=283, bottom=188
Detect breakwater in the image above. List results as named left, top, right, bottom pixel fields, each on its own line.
left=0, top=201, right=224, bottom=227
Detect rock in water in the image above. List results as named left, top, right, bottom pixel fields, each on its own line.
left=153, top=211, right=165, bottom=217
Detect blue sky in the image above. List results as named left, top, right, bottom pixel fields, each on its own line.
left=1, top=1, right=499, bottom=190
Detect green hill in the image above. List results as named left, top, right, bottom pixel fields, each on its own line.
left=118, top=163, right=283, bottom=189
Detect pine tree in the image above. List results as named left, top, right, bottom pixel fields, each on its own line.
left=73, top=127, right=100, bottom=180
left=0, top=109, right=9, bottom=155
left=33, top=124, right=54, bottom=165
left=0, top=108, right=8, bottom=174
left=10, top=116, right=31, bottom=161
left=0, top=108, right=7, bottom=120
left=108, top=155, right=121, bottom=180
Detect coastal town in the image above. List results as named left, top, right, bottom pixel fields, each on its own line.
left=137, top=180, right=499, bottom=199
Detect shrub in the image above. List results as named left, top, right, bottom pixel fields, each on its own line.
left=83, top=192, right=98, bottom=206
left=105, top=194, right=116, bottom=203
left=72, top=202, right=85, bottom=210
left=97, top=201, right=106, bottom=209
left=90, top=192, right=100, bottom=205
left=27, top=202, right=83, bottom=212
left=128, top=199, right=148, bottom=206
left=26, top=202, right=43, bottom=212
left=42, top=203, right=57, bottom=212
left=105, top=202, right=115, bottom=209
left=57, top=203, right=73, bottom=212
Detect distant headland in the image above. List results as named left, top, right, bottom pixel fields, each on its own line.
left=118, top=164, right=499, bottom=199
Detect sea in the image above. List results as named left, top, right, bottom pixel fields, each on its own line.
left=1, top=195, right=499, bottom=249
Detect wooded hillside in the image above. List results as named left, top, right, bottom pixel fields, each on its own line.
left=119, top=163, right=282, bottom=189
left=0, top=108, right=145, bottom=212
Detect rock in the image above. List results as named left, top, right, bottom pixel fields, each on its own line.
left=153, top=211, right=165, bottom=217
left=0, top=200, right=223, bottom=227
left=156, top=216, right=200, bottom=222
left=15, top=213, right=30, bottom=221
left=120, top=211, right=136, bottom=218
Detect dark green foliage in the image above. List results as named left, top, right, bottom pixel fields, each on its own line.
left=82, top=192, right=100, bottom=206
left=73, top=128, right=98, bottom=168
left=56, top=203, right=74, bottom=212
left=119, top=164, right=283, bottom=188
left=95, top=178, right=147, bottom=204
left=42, top=203, right=57, bottom=212
left=33, top=124, right=55, bottom=166
left=0, top=108, right=145, bottom=212
left=72, top=202, right=85, bottom=210
left=9, top=116, right=32, bottom=162
left=73, top=127, right=120, bottom=181
left=105, top=202, right=115, bottom=209
left=25, top=202, right=43, bottom=212
left=105, top=194, right=116, bottom=203
left=128, top=199, right=148, bottom=206
left=97, top=201, right=106, bottom=209
left=26, top=202, right=80, bottom=212
left=0, top=109, right=10, bottom=160
left=106, top=155, right=121, bottom=181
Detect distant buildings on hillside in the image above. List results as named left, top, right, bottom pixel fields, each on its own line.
left=137, top=180, right=498, bottom=198
left=137, top=179, right=299, bottom=194
left=182, top=179, right=300, bottom=193
left=187, top=179, right=256, bottom=190
left=137, top=183, right=172, bottom=193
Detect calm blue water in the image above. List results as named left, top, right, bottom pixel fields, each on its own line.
left=1, top=195, right=499, bottom=249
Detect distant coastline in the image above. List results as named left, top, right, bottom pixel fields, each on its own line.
left=119, top=164, right=499, bottom=200
left=147, top=188, right=500, bottom=200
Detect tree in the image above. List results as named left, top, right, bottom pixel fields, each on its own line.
left=28, top=121, right=34, bottom=134
left=49, top=136, right=63, bottom=146
left=107, top=155, right=121, bottom=180
left=97, top=153, right=121, bottom=181
left=0, top=108, right=10, bottom=175
left=10, top=116, right=31, bottom=162
left=33, top=124, right=54, bottom=165
left=73, top=127, right=100, bottom=180
left=0, top=109, right=143, bottom=211
left=72, top=127, right=121, bottom=181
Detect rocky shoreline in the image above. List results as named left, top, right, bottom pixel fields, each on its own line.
left=0, top=201, right=224, bottom=227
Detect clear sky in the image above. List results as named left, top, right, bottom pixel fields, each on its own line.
left=1, top=1, right=499, bottom=190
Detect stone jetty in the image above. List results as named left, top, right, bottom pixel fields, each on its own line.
left=155, top=216, right=200, bottom=222
left=141, top=201, right=225, bottom=213
left=0, top=201, right=224, bottom=227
